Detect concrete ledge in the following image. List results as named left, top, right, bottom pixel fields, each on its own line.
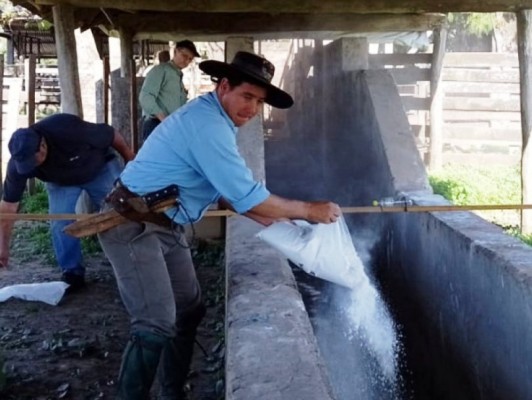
left=225, top=216, right=334, bottom=400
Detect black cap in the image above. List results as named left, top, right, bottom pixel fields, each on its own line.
left=176, top=40, right=200, bottom=58
left=8, top=127, right=40, bottom=175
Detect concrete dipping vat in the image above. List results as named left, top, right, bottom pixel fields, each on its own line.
left=224, top=49, right=532, bottom=399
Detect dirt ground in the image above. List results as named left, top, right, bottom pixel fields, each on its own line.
left=0, top=231, right=225, bottom=400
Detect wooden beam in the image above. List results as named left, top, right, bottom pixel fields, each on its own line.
left=31, top=0, right=532, bottom=13
left=114, top=12, right=445, bottom=36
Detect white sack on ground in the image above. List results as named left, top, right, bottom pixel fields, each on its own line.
left=0, top=281, right=70, bottom=306
left=256, top=216, right=368, bottom=289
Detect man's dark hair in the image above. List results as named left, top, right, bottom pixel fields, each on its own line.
left=213, top=74, right=245, bottom=88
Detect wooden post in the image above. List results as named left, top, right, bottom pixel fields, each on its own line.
left=52, top=4, right=83, bottom=117
left=0, top=54, right=4, bottom=192
left=26, top=54, right=36, bottom=126
left=119, top=27, right=133, bottom=79
left=517, top=10, right=532, bottom=233
left=130, top=59, right=139, bottom=152
left=25, top=54, right=37, bottom=195
left=103, top=55, right=110, bottom=124
left=428, top=22, right=448, bottom=172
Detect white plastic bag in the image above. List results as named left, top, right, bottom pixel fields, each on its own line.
left=0, top=281, right=70, bottom=306
left=256, top=216, right=367, bottom=289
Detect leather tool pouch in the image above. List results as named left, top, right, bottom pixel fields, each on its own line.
left=105, top=184, right=179, bottom=228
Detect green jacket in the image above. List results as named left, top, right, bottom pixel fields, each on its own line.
left=139, top=61, right=188, bottom=118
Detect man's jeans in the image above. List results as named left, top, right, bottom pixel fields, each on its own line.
left=46, top=159, right=122, bottom=276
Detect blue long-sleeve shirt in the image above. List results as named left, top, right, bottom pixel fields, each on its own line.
left=121, top=92, right=270, bottom=224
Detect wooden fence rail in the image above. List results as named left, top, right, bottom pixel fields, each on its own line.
left=370, top=51, right=522, bottom=166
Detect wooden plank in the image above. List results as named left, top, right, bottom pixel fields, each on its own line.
left=389, top=67, right=431, bottom=84
left=443, top=110, right=521, bottom=121
left=369, top=53, right=432, bottom=68
left=35, top=67, right=59, bottom=76
left=443, top=97, right=520, bottom=112
left=444, top=126, right=522, bottom=141
left=443, top=138, right=521, bottom=147
left=444, top=52, right=518, bottom=67
left=442, top=153, right=519, bottom=166
left=442, top=69, right=519, bottom=83
left=443, top=81, right=519, bottom=94
left=400, top=95, right=430, bottom=111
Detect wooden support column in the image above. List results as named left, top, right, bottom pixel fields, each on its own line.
left=119, top=27, right=133, bottom=78
left=103, top=56, right=110, bottom=124
left=225, top=37, right=266, bottom=183
left=428, top=22, right=448, bottom=171
left=24, top=55, right=36, bottom=126
left=517, top=10, right=532, bottom=233
left=0, top=54, right=4, bottom=189
left=52, top=4, right=83, bottom=117
left=314, top=40, right=324, bottom=144
left=6, top=40, right=14, bottom=65
left=25, top=54, right=37, bottom=194
left=129, top=59, right=139, bottom=152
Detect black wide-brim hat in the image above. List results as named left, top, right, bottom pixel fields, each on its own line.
left=199, top=51, right=294, bottom=109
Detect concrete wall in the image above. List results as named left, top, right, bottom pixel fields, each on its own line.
left=259, top=37, right=532, bottom=399
left=385, top=194, right=532, bottom=399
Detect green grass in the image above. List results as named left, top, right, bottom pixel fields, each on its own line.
left=429, top=164, right=532, bottom=245
left=429, top=164, right=521, bottom=207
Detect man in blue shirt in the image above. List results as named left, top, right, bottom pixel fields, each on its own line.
left=0, top=113, right=135, bottom=290
left=98, top=51, right=341, bottom=400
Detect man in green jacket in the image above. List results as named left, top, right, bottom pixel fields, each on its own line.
left=139, top=40, right=200, bottom=140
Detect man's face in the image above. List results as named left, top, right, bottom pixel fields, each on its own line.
left=218, top=79, right=266, bottom=127
left=173, top=47, right=195, bottom=69
left=35, top=138, right=47, bottom=166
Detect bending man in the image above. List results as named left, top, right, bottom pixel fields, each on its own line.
left=98, top=51, right=341, bottom=399
left=0, top=113, right=135, bottom=291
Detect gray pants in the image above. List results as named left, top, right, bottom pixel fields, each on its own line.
left=98, top=208, right=201, bottom=338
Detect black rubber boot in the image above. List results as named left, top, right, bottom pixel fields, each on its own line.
left=116, top=331, right=169, bottom=400
left=157, top=302, right=206, bottom=399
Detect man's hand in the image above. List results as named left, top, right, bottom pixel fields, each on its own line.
left=306, top=201, right=342, bottom=224
left=249, top=195, right=341, bottom=225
